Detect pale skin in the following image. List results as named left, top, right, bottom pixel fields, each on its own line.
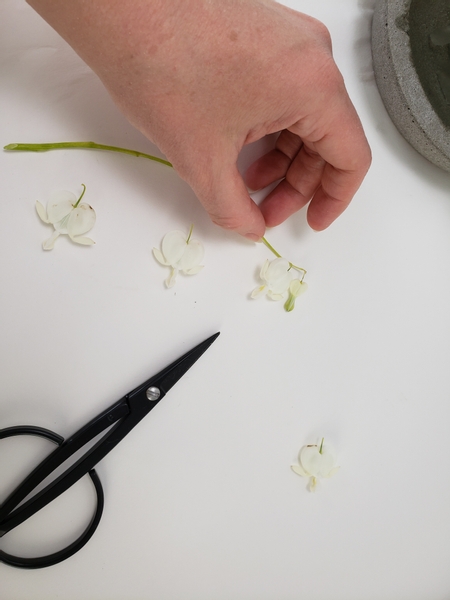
left=26, top=0, right=372, bottom=240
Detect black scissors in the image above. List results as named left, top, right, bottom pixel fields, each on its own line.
left=0, top=332, right=219, bottom=569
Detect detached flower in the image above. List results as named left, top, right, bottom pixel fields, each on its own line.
left=291, top=438, right=340, bottom=492
left=284, top=279, right=308, bottom=312
left=35, top=184, right=96, bottom=250
left=251, top=257, right=293, bottom=300
left=153, top=225, right=204, bottom=288
left=251, top=238, right=307, bottom=311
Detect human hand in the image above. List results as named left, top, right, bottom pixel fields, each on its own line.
left=28, top=0, right=371, bottom=239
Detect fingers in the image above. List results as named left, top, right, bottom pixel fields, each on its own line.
left=303, top=103, right=372, bottom=230
left=305, top=167, right=358, bottom=231
left=245, top=130, right=303, bottom=192
left=258, top=143, right=327, bottom=227
left=245, top=95, right=371, bottom=230
left=258, top=179, right=311, bottom=227
left=195, top=162, right=266, bottom=240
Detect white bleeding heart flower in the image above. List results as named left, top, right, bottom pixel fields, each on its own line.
left=35, top=185, right=96, bottom=250
left=251, top=257, right=294, bottom=301
left=291, top=439, right=340, bottom=492
left=153, top=225, right=204, bottom=288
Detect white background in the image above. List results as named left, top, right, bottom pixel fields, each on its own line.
left=1, top=1, right=450, bottom=599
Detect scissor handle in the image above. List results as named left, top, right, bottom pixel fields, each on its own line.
left=0, top=425, right=104, bottom=569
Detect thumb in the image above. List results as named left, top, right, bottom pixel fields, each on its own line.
left=196, top=164, right=266, bottom=240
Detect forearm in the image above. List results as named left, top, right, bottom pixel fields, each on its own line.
left=26, top=0, right=176, bottom=78
left=24, top=0, right=259, bottom=137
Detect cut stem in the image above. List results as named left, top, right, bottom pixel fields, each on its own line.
left=74, top=184, right=86, bottom=208
left=186, top=223, right=194, bottom=244
left=261, top=236, right=281, bottom=258
left=3, top=141, right=173, bottom=167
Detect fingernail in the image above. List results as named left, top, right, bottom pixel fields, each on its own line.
left=245, top=233, right=262, bottom=242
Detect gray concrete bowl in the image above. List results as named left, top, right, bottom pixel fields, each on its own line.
left=372, top=0, right=450, bottom=172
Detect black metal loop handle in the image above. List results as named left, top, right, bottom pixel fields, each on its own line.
left=0, top=425, right=104, bottom=569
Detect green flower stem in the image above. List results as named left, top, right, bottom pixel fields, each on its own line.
left=261, top=236, right=282, bottom=258
left=261, top=236, right=307, bottom=279
left=186, top=223, right=194, bottom=244
left=3, top=141, right=173, bottom=167
left=74, top=184, right=87, bottom=208
left=319, top=438, right=324, bottom=454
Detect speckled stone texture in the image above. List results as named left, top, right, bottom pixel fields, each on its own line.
left=372, top=0, right=450, bottom=173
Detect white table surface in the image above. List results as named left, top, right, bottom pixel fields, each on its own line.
left=1, top=1, right=450, bottom=599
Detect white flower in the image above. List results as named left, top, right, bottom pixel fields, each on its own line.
left=291, top=439, right=340, bottom=492
left=36, top=186, right=96, bottom=250
left=153, top=226, right=204, bottom=288
left=284, top=279, right=308, bottom=312
left=251, top=257, right=294, bottom=301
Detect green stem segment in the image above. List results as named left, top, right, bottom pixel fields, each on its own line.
left=261, top=236, right=306, bottom=279
left=186, top=224, right=194, bottom=244
left=261, top=236, right=282, bottom=258
left=319, top=438, right=324, bottom=454
left=3, top=141, right=173, bottom=168
left=74, top=184, right=87, bottom=208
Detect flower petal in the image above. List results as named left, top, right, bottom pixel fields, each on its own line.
left=184, top=265, right=204, bottom=275
left=318, top=445, right=338, bottom=477
left=267, top=291, right=285, bottom=301
left=309, top=476, right=318, bottom=492
left=161, top=230, right=188, bottom=265
left=300, top=445, right=322, bottom=477
left=42, top=231, right=60, bottom=250
left=259, top=259, right=270, bottom=281
left=70, top=236, right=95, bottom=246
left=261, top=258, right=293, bottom=295
left=153, top=247, right=170, bottom=266
left=67, top=204, right=96, bottom=236
left=324, top=466, right=340, bottom=478
left=178, top=239, right=204, bottom=271
left=35, top=201, right=49, bottom=223
left=251, top=285, right=266, bottom=299
left=270, top=273, right=293, bottom=295
left=165, top=267, right=178, bottom=288
left=289, top=279, right=307, bottom=297
left=46, top=192, right=76, bottom=224
left=284, top=292, right=296, bottom=312
left=265, top=257, right=291, bottom=282
left=291, top=464, right=309, bottom=477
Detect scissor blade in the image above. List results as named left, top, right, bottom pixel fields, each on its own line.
left=128, top=332, right=220, bottom=400
left=0, top=333, right=220, bottom=538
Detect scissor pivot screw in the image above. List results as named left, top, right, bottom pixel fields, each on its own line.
left=146, top=386, right=161, bottom=401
